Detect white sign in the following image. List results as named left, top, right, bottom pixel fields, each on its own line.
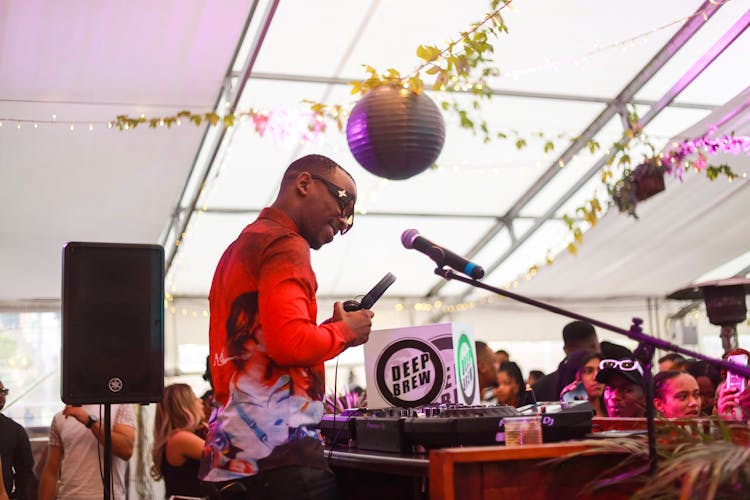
left=364, top=323, right=479, bottom=408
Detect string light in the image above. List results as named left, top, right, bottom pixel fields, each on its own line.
left=0, top=3, right=727, bottom=139
left=498, top=1, right=728, bottom=81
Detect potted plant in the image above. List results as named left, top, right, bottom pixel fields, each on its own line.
left=610, top=158, right=667, bottom=217
left=546, top=418, right=750, bottom=499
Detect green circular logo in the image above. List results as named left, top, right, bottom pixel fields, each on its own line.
left=456, top=333, right=476, bottom=404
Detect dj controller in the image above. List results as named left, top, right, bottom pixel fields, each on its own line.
left=320, top=401, right=594, bottom=453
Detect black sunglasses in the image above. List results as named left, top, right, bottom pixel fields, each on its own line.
left=310, top=174, right=355, bottom=234
left=0, top=388, right=8, bottom=396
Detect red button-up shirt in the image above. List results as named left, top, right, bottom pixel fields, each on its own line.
left=200, top=207, right=356, bottom=481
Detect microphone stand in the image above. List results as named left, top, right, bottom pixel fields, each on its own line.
left=434, top=267, right=750, bottom=474
left=104, top=403, right=112, bottom=500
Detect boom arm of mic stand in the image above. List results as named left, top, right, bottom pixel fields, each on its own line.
left=434, top=267, right=750, bottom=379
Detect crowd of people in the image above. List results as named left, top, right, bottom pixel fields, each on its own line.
left=476, top=321, right=750, bottom=422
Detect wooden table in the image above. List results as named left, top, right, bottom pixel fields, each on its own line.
left=429, top=442, right=638, bottom=500
left=329, top=441, right=640, bottom=500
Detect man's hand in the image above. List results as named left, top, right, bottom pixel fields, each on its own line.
left=62, top=405, right=90, bottom=425
left=332, top=301, right=373, bottom=347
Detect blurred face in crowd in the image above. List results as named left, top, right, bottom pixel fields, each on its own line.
left=496, top=371, right=520, bottom=405
left=694, top=376, right=717, bottom=415
left=581, top=358, right=604, bottom=399
left=477, top=345, right=500, bottom=390
left=655, top=373, right=701, bottom=418
left=604, top=374, right=646, bottom=417
left=0, top=380, right=6, bottom=411
left=659, top=359, right=680, bottom=372
left=495, top=351, right=509, bottom=365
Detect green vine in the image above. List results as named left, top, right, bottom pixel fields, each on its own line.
left=107, top=0, right=743, bottom=283
left=308, top=0, right=513, bottom=140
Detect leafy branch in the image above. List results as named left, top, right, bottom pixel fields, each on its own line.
left=309, top=0, right=514, bottom=141
left=560, top=114, right=744, bottom=258
left=109, top=108, right=328, bottom=144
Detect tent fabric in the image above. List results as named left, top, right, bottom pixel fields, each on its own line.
left=1, top=0, right=749, bottom=306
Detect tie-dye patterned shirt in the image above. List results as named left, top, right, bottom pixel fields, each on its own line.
left=199, top=207, right=357, bottom=482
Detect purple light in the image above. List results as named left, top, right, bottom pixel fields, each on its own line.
left=663, top=133, right=750, bottom=178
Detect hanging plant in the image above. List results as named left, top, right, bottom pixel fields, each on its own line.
left=610, top=158, right=667, bottom=217
left=608, top=134, right=745, bottom=219
left=560, top=108, right=746, bottom=257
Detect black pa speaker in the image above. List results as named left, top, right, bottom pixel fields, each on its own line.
left=62, top=242, right=164, bottom=404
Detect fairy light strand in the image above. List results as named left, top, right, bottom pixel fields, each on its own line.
left=0, top=1, right=731, bottom=133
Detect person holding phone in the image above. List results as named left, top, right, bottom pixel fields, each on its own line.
left=559, top=350, right=607, bottom=417
left=199, top=155, right=373, bottom=500
left=717, top=349, right=750, bottom=419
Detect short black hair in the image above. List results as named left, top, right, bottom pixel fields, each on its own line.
left=475, top=341, right=494, bottom=364
left=499, top=361, right=525, bottom=391
left=658, top=353, right=686, bottom=364
left=495, top=349, right=509, bottom=356
left=528, top=370, right=545, bottom=381
left=562, top=321, right=596, bottom=348
left=202, top=355, right=214, bottom=389
left=653, top=370, right=685, bottom=400
left=282, top=154, right=353, bottom=187
left=687, top=360, right=721, bottom=387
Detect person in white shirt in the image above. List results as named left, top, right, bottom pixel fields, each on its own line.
left=38, top=404, right=135, bottom=500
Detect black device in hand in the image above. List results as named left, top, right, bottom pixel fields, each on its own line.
left=343, top=272, right=396, bottom=312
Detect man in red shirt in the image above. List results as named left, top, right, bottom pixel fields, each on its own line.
left=200, top=154, right=373, bottom=499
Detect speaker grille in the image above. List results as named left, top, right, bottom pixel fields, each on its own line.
left=62, top=242, right=164, bottom=404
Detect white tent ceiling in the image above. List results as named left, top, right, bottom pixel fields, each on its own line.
left=1, top=0, right=749, bottom=309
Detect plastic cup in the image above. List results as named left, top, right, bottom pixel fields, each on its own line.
left=504, top=415, right=543, bottom=446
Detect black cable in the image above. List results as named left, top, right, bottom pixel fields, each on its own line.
left=326, top=355, right=340, bottom=462
left=96, top=405, right=104, bottom=489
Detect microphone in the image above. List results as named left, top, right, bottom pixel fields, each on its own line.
left=401, top=229, right=485, bottom=279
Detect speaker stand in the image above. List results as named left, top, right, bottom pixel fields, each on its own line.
left=104, top=403, right=112, bottom=500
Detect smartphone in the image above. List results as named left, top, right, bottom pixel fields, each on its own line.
left=561, top=381, right=588, bottom=403
left=725, top=353, right=748, bottom=392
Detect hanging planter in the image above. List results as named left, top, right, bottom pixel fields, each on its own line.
left=611, top=161, right=666, bottom=217
left=345, top=84, right=446, bottom=180
left=632, top=162, right=666, bottom=201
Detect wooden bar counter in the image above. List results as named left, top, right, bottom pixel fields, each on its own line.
left=330, top=440, right=640, bottom=500
left=428, top=442, right=637, bottom=500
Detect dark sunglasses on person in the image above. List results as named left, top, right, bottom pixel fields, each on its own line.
left=0, top=387, right=9, bottom=396
left=310, top=174, right=355, bottom=234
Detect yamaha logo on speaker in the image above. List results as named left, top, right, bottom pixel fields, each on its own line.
left=375, top=339, right=445, bottom=408
left=108, top=378, right=124, bottom=393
